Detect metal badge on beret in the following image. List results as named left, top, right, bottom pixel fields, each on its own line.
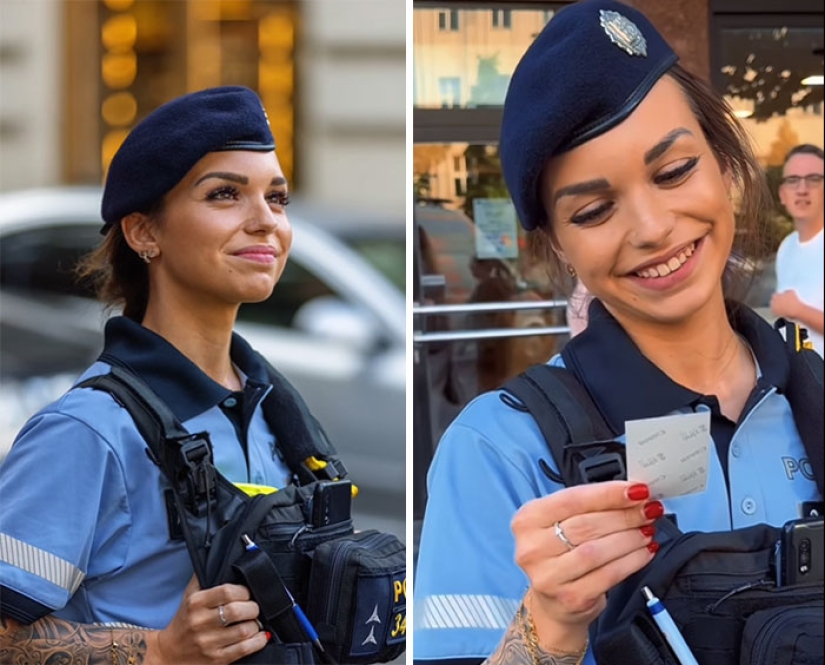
left=600, top=9, right=647, bottom=57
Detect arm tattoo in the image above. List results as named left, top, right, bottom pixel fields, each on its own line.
left=0, top=614, right=149, bottom=664
left=482, top=613, right=585, bottom=665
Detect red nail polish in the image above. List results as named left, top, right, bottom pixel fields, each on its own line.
left=265, top=631, right=272, bottom=641
left=640, top=525, right=656, bottom=538
left=647, top=541, right=660, bottom=554
left=627, top=484, right=650, bottom=501
left=644, top=501, right=665, bottom=520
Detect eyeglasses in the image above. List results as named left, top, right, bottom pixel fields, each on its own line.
left=780, top=174, right=824, bottom=188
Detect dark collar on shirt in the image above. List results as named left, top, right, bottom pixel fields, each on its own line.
left=561, top=299, right=791, bottom=435
left=97, top=316, right=270, bottom=422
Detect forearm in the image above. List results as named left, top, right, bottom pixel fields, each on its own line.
left=482, top=601, right=587, bottom=665
left=0, top=613, right=158, bottom=664
left=794, top=302, right=825, bottom=336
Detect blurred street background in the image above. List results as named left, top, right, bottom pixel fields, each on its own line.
left=0, top=0, right=405, bottom=543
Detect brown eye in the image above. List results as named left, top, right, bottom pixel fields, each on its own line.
left=206, top=186, right=239, bottom=200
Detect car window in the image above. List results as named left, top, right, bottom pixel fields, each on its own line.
left=346, top=238, right=405, bottom=292
left=0, top=224, right=104, bottom=380
left=0, top=224, right=99, bottom=299
left=237, top=257, right=336, bottom=328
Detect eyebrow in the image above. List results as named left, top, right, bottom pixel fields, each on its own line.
left=552, top=178, right=611, bottom=207
left=194, top=172, right=288, bottom=188
left=551, top=128, right=695, bottom=207
left=643, top=128, right=693, bottom=165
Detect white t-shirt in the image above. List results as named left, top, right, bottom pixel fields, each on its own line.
left=775, top=227, right=824, bottom=356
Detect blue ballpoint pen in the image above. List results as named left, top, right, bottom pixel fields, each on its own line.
left=241, top=535, right=325, bottom=653
left=642, top=586, right=699, bottom=665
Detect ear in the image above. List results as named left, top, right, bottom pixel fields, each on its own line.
left=120, top=213, right=160, bottom=258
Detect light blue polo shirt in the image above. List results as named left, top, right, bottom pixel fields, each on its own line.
left=0, top=317, right=292, bottom=627
left=413, top=302, right=820, bottom=664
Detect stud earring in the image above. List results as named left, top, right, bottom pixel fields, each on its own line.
left=566, top=264, right=577, bottom=278
left=139, top=249, right=158, bottom=264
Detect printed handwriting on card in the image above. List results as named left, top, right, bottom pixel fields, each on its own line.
left=625, top=412, right=711, bottom=500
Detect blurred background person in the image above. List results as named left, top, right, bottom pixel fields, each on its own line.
left=771, top=144, right=824, bottom=357
left=0, top=0, right=405, bottom=553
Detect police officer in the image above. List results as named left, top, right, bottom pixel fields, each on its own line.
left=413, top=2, right=822, bottom=665
left=1, top=87, right=293, bottom=663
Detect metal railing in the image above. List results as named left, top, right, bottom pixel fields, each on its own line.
left=413, top=299, right=571, bottom=343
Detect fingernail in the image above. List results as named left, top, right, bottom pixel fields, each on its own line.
left=627, top=484, right=650, bottom=501
left=265, top=631, right=272, bottom=641
left=640, top=525, right=656, bottom=538
left=643, top=501, right=665, bottom=520
left=647, top=541, right=660, bottom=554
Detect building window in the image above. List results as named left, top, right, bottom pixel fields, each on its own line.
left=438, top=9, right=459, bottom=31
left=453, top=155, right=463, bottom=171
left=492, top=9, right=512, bottom=29
left=454, top=177, right=465, bottom=195
left=438, top=77, right=461, bottom=108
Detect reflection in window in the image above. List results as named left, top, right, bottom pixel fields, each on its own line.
left=438, top=10, right=459, bottom=32
left=492, top=10, right=511, bottom=29
left=438, top=77, right=461, bottom=108
left=414, top=7, right=562, bottom=109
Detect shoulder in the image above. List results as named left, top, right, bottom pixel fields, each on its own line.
left=10, top=362, right=143, bottom=460
left=431, top=357, right=567, bottom=482
left=776, top=231, right=800, bottom=258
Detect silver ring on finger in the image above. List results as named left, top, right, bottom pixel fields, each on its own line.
left=554, top=520, right=576, bottom=551
left=218, top=604, right=229, bottom=628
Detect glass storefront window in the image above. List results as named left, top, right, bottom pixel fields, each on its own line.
left=413, top=5, right=566, bottom=109
left=414, top=142, right=569, bottom=436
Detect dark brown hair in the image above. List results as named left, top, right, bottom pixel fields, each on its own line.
left=528, top=63, right=773, bottom=303
left=75, top=200, right=164, bottom=322
left=783, top=143, right=824, bottom=167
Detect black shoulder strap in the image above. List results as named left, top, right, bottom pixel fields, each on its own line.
left=501, top=364, right=623, bottom=487
left=775, top=318, right=825, bottom=497
left=260, top=359, right=348, bottom=485
left=76, top=366, right=220, bottom=585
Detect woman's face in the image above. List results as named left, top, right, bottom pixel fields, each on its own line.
left=540, top=75, right=735, bottom=329
left=149, top=150, right=292, bottom=309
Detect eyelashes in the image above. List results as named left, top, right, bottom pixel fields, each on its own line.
left=205, top=185, right=290, bottom=206
left=654, top=156, right=699, bottom=185
left=568, top=156, right=700, bottom=226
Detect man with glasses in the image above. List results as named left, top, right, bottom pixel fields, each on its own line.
left=771, top=144, right=824, bottom=357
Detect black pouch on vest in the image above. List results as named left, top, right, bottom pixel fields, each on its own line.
left=739, top=602, right=824, bottom=665
left=593, top=521, right=824, bottom=665
left=305, top=530, right=407, bottom=664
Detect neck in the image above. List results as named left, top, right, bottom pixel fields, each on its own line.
left=140, top=293, right=242, bottom=391
left=796, top=216, right=824, bottom=243
left=608, top=294, right=756, bottom=419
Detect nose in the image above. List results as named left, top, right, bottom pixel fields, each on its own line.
left=245, top=196, right=284, bottom=235
left=626, top=191, right=675, bottom=249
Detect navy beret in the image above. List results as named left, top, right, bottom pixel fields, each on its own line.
left=499, top=0, right=678, bottom=231
left=101, top=86, right=275, bottom=232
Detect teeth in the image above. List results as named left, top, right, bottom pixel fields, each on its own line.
left=635, top=242, right=696, bottom=279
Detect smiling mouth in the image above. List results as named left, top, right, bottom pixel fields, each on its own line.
left=634, top=241, right=696, bottom=279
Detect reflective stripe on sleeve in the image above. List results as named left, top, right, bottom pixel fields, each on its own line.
left=417, top=594, right=520, bottom=630
left=0, top=533, right=85, bottom=594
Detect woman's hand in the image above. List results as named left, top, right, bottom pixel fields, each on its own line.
left=148, top=576, right=269, bottom=665
left=511, top=480, right=661, bottom=651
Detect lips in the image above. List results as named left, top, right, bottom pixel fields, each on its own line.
left=232, top=245, right=277, bottom=258
left=633, top=241, right=696, bottom=279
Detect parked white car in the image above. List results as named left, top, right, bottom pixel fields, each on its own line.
left=0, top=188, right=405, bottom=514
